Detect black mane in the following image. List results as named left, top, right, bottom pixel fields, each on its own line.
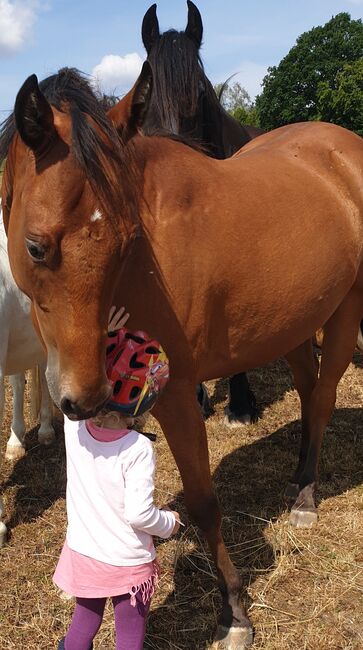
left=144, top=27, right=252, bottom=158
left=0, top=67, right=138, bottom=228
left=146, top=29, right=206, bottom=131
left=1, top=68, right=103, bottom=163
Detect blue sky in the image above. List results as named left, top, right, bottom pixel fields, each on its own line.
left=0, top=0, right=362, bottom=114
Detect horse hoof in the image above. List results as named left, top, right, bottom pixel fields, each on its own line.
left=210, top=625, right=253, bottom=649
left=5, top=444, right=26, bottom=461
left=289, top=483, right=317, bottom=528
left=224, top=408, right=252, bottom=428
left=0, top=521, right=7, bottom=548
left=38, top=429, right=56, bottom=446
left=285, top=482, right=300, bottom=501
left=290, top=507, right=318, bottom=528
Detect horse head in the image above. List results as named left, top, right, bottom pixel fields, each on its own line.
left=140, top=2, right=215, bottom=141
left=140, top=2, right=251, bottom=157
left=3, top=69, right=141, bottom=419
left=142, top=1, right=203, bottom=55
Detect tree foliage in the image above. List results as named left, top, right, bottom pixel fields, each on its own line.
left=231, top=105, right=260, bottom=128
left=215, top=80, right=251, bottom=113
left=317, top=59, right=363, bottom=136
left=256, top=12, right=363, bottom=132
left=214, top=80, right=260, bottom=127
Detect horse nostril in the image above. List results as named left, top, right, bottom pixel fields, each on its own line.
left=61, top=397, right=78, bottom=417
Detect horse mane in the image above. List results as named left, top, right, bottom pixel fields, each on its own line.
left=144, top=28, right=251, bottom=158
left=146, top=29, right=203, bottom=130
left=145, top=28, right=223, bottom=145
left=0, top=67, right=139, bottom=229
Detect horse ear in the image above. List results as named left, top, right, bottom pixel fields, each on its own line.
left=142, top=4, right=160, bottom=54
left=14, top=74, right=55, bottom=152
left=185, top=0, right=203, bottom=48
left=130, top=61, right=153, bottom=130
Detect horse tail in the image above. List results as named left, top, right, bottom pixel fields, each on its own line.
left=29, top=366, right=41, bottom=421
left=217, top=73, right=237, bottom=102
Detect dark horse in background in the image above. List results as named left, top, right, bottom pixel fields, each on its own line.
left=141, top=0, right=264, bottom=425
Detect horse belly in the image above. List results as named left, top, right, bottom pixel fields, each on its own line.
left=196, top=200, right=361, bottom=379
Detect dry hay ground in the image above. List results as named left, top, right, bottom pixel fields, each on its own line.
left=0, top=356, right=362, bottom=650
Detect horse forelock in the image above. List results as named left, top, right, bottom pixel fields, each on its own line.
left=146, top=29, right=205, bottom=133
left=1, top=67, right=141, bottom=234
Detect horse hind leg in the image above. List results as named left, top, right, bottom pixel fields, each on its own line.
left=285, top=338, right=319, bottom=504
left=224, top=373, right=257, bottom=427
left=5, top=373, right=26, bottom=461
left=288, top=286, right=362, bottom=528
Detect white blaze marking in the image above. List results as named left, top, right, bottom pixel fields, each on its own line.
left=90, top=208, right=103, bottom=222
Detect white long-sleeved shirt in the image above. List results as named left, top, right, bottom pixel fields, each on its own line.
left=64, top=417, right=175, bottom=566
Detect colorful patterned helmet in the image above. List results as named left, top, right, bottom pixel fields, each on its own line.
left=105, top=328, right=169, bottom=416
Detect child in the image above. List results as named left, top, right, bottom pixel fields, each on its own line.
left=54, top=307, right=180, bottom=650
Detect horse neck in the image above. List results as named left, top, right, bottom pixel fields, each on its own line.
left=191, top=76, right=253, bottom=160
left=219, top=108, right=252, bottom=157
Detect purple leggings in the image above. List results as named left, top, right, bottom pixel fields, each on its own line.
left=64, top=594, right=149, bottom=650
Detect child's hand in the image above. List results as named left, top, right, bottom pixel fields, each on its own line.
left=162, top=505, right=182, bottom=535
left=108, top=306, right=130, bottom=332
left=171, top=511, right=181, bottom=535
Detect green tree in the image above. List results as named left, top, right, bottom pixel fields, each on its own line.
left=317, top=59, right=363, bottom=136
left=214, top=80, right=260, bottom=127
left=231, top=105, right=260, bottom=128
left=256, top=12, right=363, bottom=131
left=215, top=80, right=251, bottom=113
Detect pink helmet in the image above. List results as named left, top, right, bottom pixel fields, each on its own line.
left=105, top=328, right=169, bottom=416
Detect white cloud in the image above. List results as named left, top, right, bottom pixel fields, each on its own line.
left=347, top=0, right=363, bottom=4
left=0, top=1, right=41, bottom=55
left=92, top=53, right=144, bottom=95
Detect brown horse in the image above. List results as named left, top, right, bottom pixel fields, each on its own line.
left=2, top=67, right=363, bottom=648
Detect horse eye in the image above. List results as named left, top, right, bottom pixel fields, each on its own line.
left=25, top=239, right=47, bottom=262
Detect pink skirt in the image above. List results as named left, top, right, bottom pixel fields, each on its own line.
left=53, top=541, right=159, bottom=604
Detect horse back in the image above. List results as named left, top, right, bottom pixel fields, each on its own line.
left=136, top=124, right=363, bottom=371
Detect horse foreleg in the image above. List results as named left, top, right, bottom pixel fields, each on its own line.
left=5, top=373, right=26, bottom=461
left=37, top=364, right=55, bottom=446
left=288, top=289, right=362, bottom=527
left=225, top=373, right=257, bottom=427
left=154, top=380, right=253, bottom=649
left=285, top=339, right=319, bottom=502
left=357, top=320, right=363, bottom=351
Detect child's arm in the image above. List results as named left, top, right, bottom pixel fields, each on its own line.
left=124, top=439, right=177, bottom=538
